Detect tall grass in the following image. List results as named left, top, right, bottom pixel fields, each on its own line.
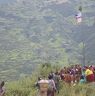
left=5, top=64, right=95, bottom=96
left=5, top=79, right=95, bottom=96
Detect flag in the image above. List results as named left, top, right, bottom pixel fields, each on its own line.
left=75, top=11, right=82, bottom=24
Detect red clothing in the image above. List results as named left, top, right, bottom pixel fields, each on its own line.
left=86, top=74, right=94, bottom=82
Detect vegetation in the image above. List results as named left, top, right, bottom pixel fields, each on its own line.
left=5, top=64, right=95, bottom=96
left=0, top=0, right=95, bottom=81
left=0, top=0, right=95, bottom=95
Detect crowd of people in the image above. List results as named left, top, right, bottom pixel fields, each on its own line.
left=36, top=64, right=95, bottom=96
left=60, top=64, right=95, bottom=84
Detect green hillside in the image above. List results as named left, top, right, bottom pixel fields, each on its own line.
left=0, top=0, right=95, bottom=80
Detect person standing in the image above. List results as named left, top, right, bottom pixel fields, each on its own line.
left=0, top=81, right=5, bottom=96
left=38, top=76, right=49, bottom=96
left=85, top=67, right=94, bottom=83
left=53, top=72, right=60, bottom=94
left=47, top=75, right=56, bottom=96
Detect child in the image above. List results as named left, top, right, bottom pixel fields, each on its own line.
left=79, top=75, right=86, bottom=84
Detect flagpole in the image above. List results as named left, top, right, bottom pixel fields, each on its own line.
left=79, top=5, right=86, bottom=67
left=76, top=4, right=86, bottom=66
left=82, top=41, right=85, bottom=66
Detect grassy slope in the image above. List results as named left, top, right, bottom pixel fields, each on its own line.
left=5, top=64, right=95, bottom=96
left=6, top=78, right=95, bottom=96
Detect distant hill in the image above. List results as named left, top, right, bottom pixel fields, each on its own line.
left=0, top=0, right=95, bottom=81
